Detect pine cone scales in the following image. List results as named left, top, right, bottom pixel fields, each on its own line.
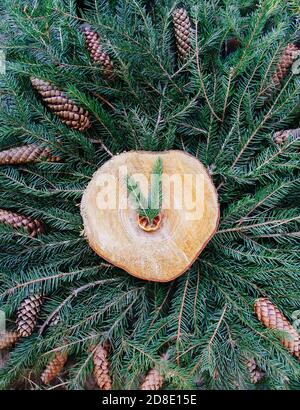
left=273, top=128, right=300, bottom=145
left=246, top=359, right=264, bottom=384
left=254, top=298, right=300, bottom=359
left=140, top=368, right=164, bottom=390
left=93, top=344, right=112, bottom=390
left=0, top=144, right=60, bottom=165
left=82, top=25, right=114, bottom=78
left=41, top=351, right=68, bottom=384
left=16, top=294, right=43, bottom=337
left=30, top=78, right=91, bottom=131
left=272, top=44, right=299, bottom=85
left=0, top=331, right=19, bottom=350
left=0, top=209, right=44, bottom=237
left=173, top=8, right=191, bottom=59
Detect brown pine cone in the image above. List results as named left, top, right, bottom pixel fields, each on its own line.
left=82, top=25, right=114, bottom=78
left=254, top=297, right=300, bottom=359
left=140, top=368, right=164, bottom=390
left=16, top=294, right=43, bottom=337
left=246, top=358, right=265, bottom=384
left=273, top=128, right=300, bottom=144
left=173, top=8, right=191, bottom=59
left=0, top=144, right=60, bottom=165
left=41, top=351, right=68, bottom=384
left=0, top=331, right=19, bottom=350
left=31, top=78, right=91, bottom=132
left=272, top=43, right=299, bottom=85
left=93, top=343, right=112, bottom=390
left=0, top=209, right=44, bottom=237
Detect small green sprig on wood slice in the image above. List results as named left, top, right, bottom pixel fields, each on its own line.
left=126, top=157, right=163, bottom=224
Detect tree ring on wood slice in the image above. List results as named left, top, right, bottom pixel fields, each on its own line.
left=137, top=213, right=162, bottom=232
left=81, top=150, right=219, bottom=282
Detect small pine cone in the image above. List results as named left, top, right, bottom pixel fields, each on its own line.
left=246, top=358, right=265, bottom=384
left=41, top=351, right=68, bottom=384
left=0, top=331, right=19, bottom=350
left=273, top=128, right=300, bottom=145
left=254, top=298, right=300, bottom=359
left=272, top=44, right=299, bottom=86
left=82, top=25, right=114, bottom=78
left=0, top=144, right=60, bottom=165
left=173, top=8, right=191, bottom=59
left=16, top=294, right=43, bottom=337
left=0, top=209, right=44, bottom=237
left=31, top=78, right=91, bottom=132
left=93, top=344, right=112, bottom=390
left=140, top=368, right=164, bottom=390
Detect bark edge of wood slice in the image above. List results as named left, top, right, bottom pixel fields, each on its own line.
left=81, top=150, right=219, bottom=282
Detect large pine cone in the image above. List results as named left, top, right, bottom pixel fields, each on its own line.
left=0, top=144, right=60, bottom=165
left=140, top=368, right=164, bottom=390
left=31, top=78, right=91, bottom=132
left=93, top=343, right=112, bottom=390
left=0, top=331, right=19, bottom=350
left=254, top=298, right=300, bottom=359
left=0, top=209, right=44, bottom=237
left=272, top=44, right=299, bottom=85
left=16, top=294, right=43, bottom=337
left=173, top=8, right=191, bottom=59
left=41, top=351, right=68, bottom=384
left=246, top=358, right=265, bottom=384
left=82, top=25, right=114, bottom=78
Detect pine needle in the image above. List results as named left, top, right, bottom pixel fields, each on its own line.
left=127, top=157, right=163, bottom=223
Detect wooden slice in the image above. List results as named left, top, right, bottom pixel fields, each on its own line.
left=81, top=150, right=219, bottom=282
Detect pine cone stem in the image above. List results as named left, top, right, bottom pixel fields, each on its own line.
left=41, top=351, right=68, bottom=384
left=31, top=78, right=91, bottom=132
left=0, top=144, right=60, bottom=165
left=0, top=209, right=44, bottom=237
left=254, top=297, right=300, bottom=360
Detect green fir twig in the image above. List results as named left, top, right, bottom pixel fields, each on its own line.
left=127, top=157, right=163, bottom=223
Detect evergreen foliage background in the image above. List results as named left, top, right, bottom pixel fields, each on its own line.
left=0, top=0, right=299, bottom=389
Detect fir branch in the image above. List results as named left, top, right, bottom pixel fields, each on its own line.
left=127, top=156, right=163, bottom=223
